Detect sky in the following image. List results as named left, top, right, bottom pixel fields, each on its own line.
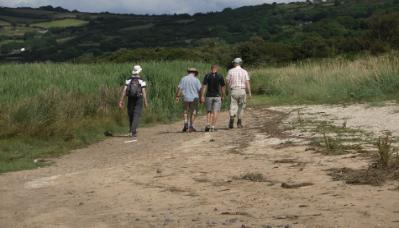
left=0, top=0, right=297, bottom=14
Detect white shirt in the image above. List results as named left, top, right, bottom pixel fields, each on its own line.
left=226, top=66, right=250, bottom=89
left=125, top=76, right=146, bottom=88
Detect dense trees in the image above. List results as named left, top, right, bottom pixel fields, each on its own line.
left=1, top=0, right=399, bottom=65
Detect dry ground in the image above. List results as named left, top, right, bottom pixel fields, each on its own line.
left=1, top=105, right=398, bottom=228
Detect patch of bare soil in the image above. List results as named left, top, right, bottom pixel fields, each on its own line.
left=328, top=160, right=399, bottom=186
left=273, top=104, right=399, bottom=186
left=0, top=105, right=398, bottom=228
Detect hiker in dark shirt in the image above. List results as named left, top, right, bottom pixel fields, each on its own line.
left=200, top=64, right=226, bottom=132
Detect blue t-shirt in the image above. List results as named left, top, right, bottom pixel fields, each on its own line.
left=178, top=74, right=202, bottom=102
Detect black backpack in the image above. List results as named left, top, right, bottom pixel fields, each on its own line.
left=126, top=77, right=142, bottom=98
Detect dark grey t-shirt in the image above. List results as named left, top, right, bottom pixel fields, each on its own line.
left=203, top=73, right=225, bottom=97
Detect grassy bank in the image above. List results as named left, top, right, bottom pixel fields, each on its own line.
left=251, top=53, right=399, bottom=105
left=0, top=61, right=212, bottom=172
left=1, top=54, right=399, bottom=173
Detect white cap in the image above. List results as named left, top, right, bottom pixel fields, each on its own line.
left=232, top=58, right=243, bottom=64
left=132, top=65, right=142, bottom=75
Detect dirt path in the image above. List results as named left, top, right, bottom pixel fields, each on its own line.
left=0, top=106, right=398, bottom=228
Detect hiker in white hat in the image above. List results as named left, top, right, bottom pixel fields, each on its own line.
left=226, top=58, right=252, bottom=129
left=132, top=65, right=142, bottom=75
left=119, top=65, right=149, bottom=143
left=175, top=67, right=202, bottom=132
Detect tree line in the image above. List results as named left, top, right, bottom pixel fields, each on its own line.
left=1, top=0, right=399, bottom=65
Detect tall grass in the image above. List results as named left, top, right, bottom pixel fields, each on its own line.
left=1, top=54, right=399, bottom=173
left=0, top=61, right=213, bottom=172
left=251, top=53, right=399, bottom=104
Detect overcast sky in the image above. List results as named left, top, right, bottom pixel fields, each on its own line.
left=0, top=0, right=298, bottom=14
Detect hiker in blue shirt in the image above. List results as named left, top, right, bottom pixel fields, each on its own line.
left=175, top=68, right=202, bottom=132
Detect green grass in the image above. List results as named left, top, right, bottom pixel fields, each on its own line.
left=250, top=53, right=399, bottom=105
left=32, top=19, right=88, bottom=28
left=0, top=39, right=25, bottom=46
left=0, top=25, right=38, bottom=36
left=0, top=20, right=10, bottom=26
left=0, top=61, right=213, bottom=173
left=2, top=54, right=399, bottom=173
left=0, top=15, right=45, bottom=24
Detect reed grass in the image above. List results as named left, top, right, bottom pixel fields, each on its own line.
left=1, top=54, right=399, bottom=172
left=0, top=61, right=213, bottom=172
left=251, top=53, right=399, bottom=104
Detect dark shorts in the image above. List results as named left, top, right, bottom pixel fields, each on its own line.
left=183, top=98, right=199, bottom=115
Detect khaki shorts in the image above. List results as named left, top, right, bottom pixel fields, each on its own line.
left=205, top=97, right=222, bottom=113
left=183, top=98, right=199, bottom=115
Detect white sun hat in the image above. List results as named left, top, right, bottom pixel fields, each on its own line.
left=232, top=58, right=243, bottom=64
left=132, top=65, right=142, bottom=75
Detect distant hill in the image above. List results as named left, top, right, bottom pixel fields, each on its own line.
left=0, top=0, right=399, bottom=64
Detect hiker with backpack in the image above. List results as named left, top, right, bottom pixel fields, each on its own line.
left=175, top=68, right=202, bottom=132
left=119, top=65, right=148, bottom=142
left=200, top=64, right=226, bottom=132
left=226, top=58, right=252, bottom=129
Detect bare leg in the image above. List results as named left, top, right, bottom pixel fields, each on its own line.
left=212, top=112, right=218, bottom=126
left=190, top=112, right=196, bottom=127
left=207, top=112, right=212, bottom=126
left=183, top=111, right=188, bottom=125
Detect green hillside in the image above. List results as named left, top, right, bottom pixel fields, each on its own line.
left=0, top=0, right=399, bottom=64
left=32, top=18, right=88, bottom=28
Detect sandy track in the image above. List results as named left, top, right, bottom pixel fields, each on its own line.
left=0, top=106, right=398, bottom=228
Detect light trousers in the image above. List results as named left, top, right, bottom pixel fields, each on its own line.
left=229, top=89, right=247, bottom=119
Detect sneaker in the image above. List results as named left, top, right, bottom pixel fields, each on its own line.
left=124, top=136, right=137, bottom=144
left=189, top=126, right=197, bottom=132
left=205, top=125, right=211, bottom=132
left=210, top=126, right=216, bottom=132
left=237, top=119, right=243, bottom=128
left=182, top=123, right=189, bottom=132
left=229, top=119, right=234, bottom=129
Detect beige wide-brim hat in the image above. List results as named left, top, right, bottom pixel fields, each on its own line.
left=132, top=65, right=142, bottom=75
left=187, top=67, right=199, bottom=75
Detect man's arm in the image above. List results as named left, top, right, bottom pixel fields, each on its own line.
left=200, top=75, right=208, bottom=103
left=119, top=86, right=127, bottom=108
left=221, top=86, right=226, bottom=101
left=175, top=87, right=182, bottom=102
left=142, top=88, right=148, bottom=108
left=197, top=80, right=202, bottom=101
left=200, top=85, right=207, bottom=103
left=245, top=80, right=252, bottom=98
left=244, top=71, right=251, bottom=98
left=225, top=72, right=231, bottom=96
left=220, top=76, right=226, bottom=100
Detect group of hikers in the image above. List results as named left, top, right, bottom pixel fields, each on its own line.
left=118, top=58, right=251, bottom=143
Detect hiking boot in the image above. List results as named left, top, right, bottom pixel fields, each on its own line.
left=189, top=126, right=197, bottom=133
left=182, top=123, right=189, bottom=132
left=229, top=118, right=234, bottom=129
left=237, top=119, right=243, bottom=128
left=104, top=131, right=113, bottom=137
left=205, top=125, right=211, bottom=132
